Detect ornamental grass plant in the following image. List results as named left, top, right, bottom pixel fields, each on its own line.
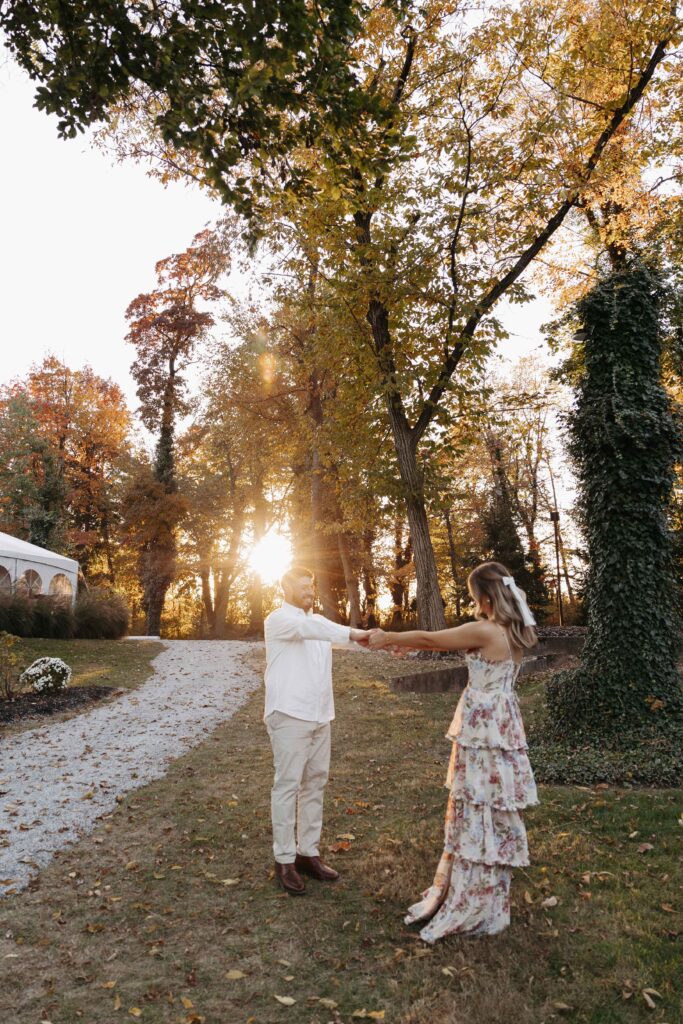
left=0, top=589, right=128, bottom=640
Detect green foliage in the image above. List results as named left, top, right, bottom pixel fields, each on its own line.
left=529, top=730, right=683, bottom=787
left=0, top=0, right=381, bottom=215
left=546, top=260, right=683, bottom=740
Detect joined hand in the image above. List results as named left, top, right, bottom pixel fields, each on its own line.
left=368, top=628, right=389, bottom=650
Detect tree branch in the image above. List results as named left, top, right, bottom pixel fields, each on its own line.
left=410, top=32, right=672, bottom=445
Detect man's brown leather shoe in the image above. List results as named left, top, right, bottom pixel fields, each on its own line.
left=275, top=861, right=306, bottom=895
left=295, top=854, right=339, bottom=882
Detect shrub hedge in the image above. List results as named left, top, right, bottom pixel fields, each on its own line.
left=0, top=590, right=128, bottom=640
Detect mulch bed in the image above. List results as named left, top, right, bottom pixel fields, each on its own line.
left=0, top=685, right=122, bottom=726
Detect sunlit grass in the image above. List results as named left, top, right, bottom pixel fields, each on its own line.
left=1, top=647, right=680, bottom=1023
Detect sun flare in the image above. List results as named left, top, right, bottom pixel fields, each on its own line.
left=248, top=531, right=293, bottom=585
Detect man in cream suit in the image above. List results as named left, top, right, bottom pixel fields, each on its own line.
left=264, top=565, right=369, bottom=895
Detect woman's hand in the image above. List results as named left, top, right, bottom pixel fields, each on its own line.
left=368, top=628, right=392, bottom=650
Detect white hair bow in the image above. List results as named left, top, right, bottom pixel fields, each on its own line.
left=502, top=576, right=536, bottom=626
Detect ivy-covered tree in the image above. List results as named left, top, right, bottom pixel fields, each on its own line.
left=546, top=260, right=683, bottom=740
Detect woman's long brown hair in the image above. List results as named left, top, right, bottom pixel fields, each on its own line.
left=467, top=561, right=538, bottom=651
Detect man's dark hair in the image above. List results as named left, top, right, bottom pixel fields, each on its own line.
left=280, top=565, right=315, bottom=592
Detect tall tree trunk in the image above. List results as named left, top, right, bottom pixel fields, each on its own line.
left=249, top=478, right=267, bottom=634
left=213, top=569, right=231, bottom=639
left=390, top=517, right=411, bottom=624
left=143, top=536, right=175, bottom=635
left=310, top=447, right=342, bottom=621
left=387, top=400, right=446, bottom=629
left=361, top=529, right=378, bottom=627
left=557, top=530, right=575, bottom=604
left=101, top=510, right=116, bottom=585
left=337, top=531, right=362, bottom=626
left=199, top=564, right=215, bottom=632
left=444, top=510, right=461, bottom=618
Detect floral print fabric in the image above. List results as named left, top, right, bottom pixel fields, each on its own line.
left=406, top=646, right=538, bottom=943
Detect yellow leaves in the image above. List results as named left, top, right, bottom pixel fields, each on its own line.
left=180, top=996, right=194, bottom=1009
left=128, top=1009, right=142, bottom=1018
left=81, top=790, right=95, bottom=800
left=316, top=997, right=338, bottom=1009
left=113, top=993, right=122, bottom=1010
left=101, top=980, right=117, bottom=989
left=225, top=969, right=246, bottom=980
left=352, top=1010, right=385, bottom=1020
left=125, top=861, right=139, bottom=871
left=152, top=872, right=165, bottom=880
left=274, top=995, right=296, bottom=1006
left=220, top=878, right=240, bottom=886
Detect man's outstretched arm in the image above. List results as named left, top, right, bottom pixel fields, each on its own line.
left=266, top=608, right=368, bottom=645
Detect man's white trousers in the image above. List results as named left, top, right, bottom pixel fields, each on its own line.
left=265, top=710, right=331, bottom=863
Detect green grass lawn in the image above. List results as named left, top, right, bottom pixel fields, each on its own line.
left=11, top=637, right=165, bottom=692
left=1, top=638, right=165, bottom=736
left=1, top=647, right=680, bottom=1024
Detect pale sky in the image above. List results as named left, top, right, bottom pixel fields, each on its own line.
left=1, top=55, right=558, bottom=402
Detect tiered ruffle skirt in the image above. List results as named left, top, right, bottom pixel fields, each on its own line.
left=405, top=686, right=538, bottom=942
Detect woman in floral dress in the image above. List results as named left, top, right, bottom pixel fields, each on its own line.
left=368, top=561, right=539, bottom=941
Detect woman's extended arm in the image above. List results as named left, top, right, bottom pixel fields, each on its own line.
left=368, top=621, right=488, bottom=652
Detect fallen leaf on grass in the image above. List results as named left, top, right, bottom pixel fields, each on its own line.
left=274, top=995, right=296, bottom=1006
left=329, top=842, right=351, bottom=853
left=128, top=1009, right=142, bottom=1018
left=540, top=896, right=558, bottom=909
left=102, top=980, right=117, bottom=989
left=661, top=903, right=675, bottom=913
left=636, top=843, right=654, bottom=854
left=351, top=1011, right=385, bottom=1020
left=336, top=833, right=356, bottom=841
left=125, top=861, right=139, bottom=871
left=225, top=969, right=246, bottom=980
left=113, top=994, right=122, bottom=1010
left=317, top=998, right=338, bottom=1009
left=552, top=1004, right=574, bottom=1013
left=180, top=996, right=194, bottom=1009
left=642, top=988, right=662, bottom=1010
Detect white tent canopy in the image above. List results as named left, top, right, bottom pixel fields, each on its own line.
left=0, top=531, right=79, bottom=605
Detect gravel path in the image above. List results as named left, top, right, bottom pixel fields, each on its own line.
left=0, top=640, right=262, bottom=897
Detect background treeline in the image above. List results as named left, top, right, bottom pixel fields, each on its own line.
left=0, top=232, right=580, bottom=637
left=3, top=1, right=683, bottom=637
